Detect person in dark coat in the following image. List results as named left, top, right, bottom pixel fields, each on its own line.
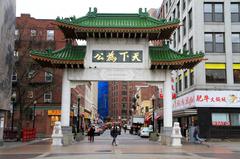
left=110, top=126, right=118, bottom=146
left=89, top=125, right=95, bottom=143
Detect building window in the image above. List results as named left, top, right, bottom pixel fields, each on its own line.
left=44, top=92, right=52, bottom=103
left=204, top=33, right=225, bottom=53
left=145, top=107, right=149, bottom=113
left=122, top=103, right=127, bottom=109
left=184, top=71, right=188, bottom=89
left=45, top=72, right=53, bottom=82
left=173, top=33, right=176, bottom=48
left=173, top=9, right=176, bottom=19
left=205, top=63, right=226, bottom=83
left=13, top=51, right=18, bottom=57
left=183, top=17, right=186, bottom=36
left=182, top=0, right=186, bottom=12
left=166, top=2, right=168, bottom=14
left=122, top=91, right=127, bottom=95
left=178, top=27, right=181, bottom=43
left=183, top=43, right=187, bottom=51
left=15, top=29, right=19, bottom=40
left=204, top=3, right=224, bottom=22
left=189, top=37, right=193, bottom=52
left=233, top=64, right=240, bottom=83
left=28, top=70, right=36, bottom=79
left=178, top=75, right=182, bottom=92
left=12, top=71, right=17, bottom=82
left=188, top=9, right=192, bottom=30
left=212, top=113, right=230, bottom=126
left=190, top=69, right=194, bottom=86
left=212, top=113, right=240, bottom=126
left=47, top=30, right=54, bottom=41
left=232, top=33, right=240, bottom=53
left=177, top=2, right=180, bottom=18
left=231, top=3, right=240, bottom=22
left=30, top=29, right=37, bottom=37
left=230, top=114, right=240, bottom=126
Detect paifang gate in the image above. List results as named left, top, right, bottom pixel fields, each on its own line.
left=31, top=8, right=204, bottom=144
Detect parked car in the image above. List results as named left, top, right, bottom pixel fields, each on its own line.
left=140, top=127, right=153, bottom=137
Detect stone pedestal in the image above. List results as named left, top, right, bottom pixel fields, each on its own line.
left=171, top=122, right=182, bottom=147
left=149, top=132, right=159, bottom=141
left=52, top=121, right=63, bottom=146
left=160, top=127, right=172, bottom=146
left=62, top=126, right=73, bottom=146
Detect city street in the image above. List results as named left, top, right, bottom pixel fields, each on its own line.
left=1, top=130, right=240, bottom=159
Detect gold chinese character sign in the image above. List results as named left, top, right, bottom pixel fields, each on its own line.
left=92, top=50, right=143, bottom=63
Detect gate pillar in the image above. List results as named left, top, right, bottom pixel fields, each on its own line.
left=161, top=70, right=173, bottom=145
left=61, top=69, right=71, bottom=127
left=163, top=70, right=172, bottom=127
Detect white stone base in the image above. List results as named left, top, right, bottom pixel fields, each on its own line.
left=171, top=136, right=182, bottom=147
left=52, top=134, right=63, bottom=146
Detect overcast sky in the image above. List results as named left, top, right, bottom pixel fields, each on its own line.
left=16, top=0, right=163, bottom=19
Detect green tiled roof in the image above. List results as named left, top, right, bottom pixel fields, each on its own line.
left=56, top=8, right=179, bottom=29
left=149, top=45, right=205, bottom=69
left=55, top=8, right=179, bottom=40
left=31, top=44, right=204, bottom=70
left=31, top=44, right=86, bottom=68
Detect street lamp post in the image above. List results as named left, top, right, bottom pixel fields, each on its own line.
left=151, top=95, right=156, bottom=132
left=11, top=92, right=16, bottom=131
left=77, top=96, right=80, bottom=133
left=33, top=100, right=37, bottom=129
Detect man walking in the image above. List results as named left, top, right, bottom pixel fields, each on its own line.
left=110, top=125, right=118, bottom=146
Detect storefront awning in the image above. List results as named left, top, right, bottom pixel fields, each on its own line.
left=173, top=109, right=197, bottom=117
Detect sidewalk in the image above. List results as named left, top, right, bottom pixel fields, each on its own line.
left=0, top=138, right=51, bottom=149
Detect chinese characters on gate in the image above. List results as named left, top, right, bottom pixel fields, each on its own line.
left=92, top=50, right=143, bottom=63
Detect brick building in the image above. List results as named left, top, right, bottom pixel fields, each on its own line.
left=13, top=14, right=66, bottom=137
left=108, top=81, right=159, bottom=124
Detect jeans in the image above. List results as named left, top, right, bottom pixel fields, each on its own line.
left=112, top=137, right=117, bottom=145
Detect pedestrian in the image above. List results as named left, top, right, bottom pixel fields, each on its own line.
left=89, top=125, right=95, bottom=143
left=193, top=126, right=205, bottom=144
left=123, top=124, right=127, bottom=133
left=110, top=125, right=118, bottom=146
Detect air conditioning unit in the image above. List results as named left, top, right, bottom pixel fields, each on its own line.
left=44, top=99, right=52, bottom=103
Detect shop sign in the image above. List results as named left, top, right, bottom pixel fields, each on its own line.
left=48, top=110, right=74, bottom=116
left=92, top=50, right=143, bottom=63
left=195, top=90, right=240, bottom=108
left=212, top=121, right=230, bottom=126
left=174, top=91, right=240, bottom=110
left=48, top=110, right=61, bottom=115
left=173, top=92, right=195, bottom=111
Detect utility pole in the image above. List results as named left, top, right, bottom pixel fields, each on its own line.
left=151, top=95, right=156, bottom=132
left=77, top=96, right=80, bottom=133
left=33, top=100, right=37, bottom=129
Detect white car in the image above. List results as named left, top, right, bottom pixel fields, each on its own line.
left=140, top=127, right=153, bottom=137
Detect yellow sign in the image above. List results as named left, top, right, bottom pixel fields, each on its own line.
left=48, top=110, right=61, bottom=115
left=48, top=110, right=74, bottom=116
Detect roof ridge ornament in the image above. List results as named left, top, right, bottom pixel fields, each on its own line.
left=87, top=7, right=97, bottom=17
left=138, top=8, right=149, bottom=18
